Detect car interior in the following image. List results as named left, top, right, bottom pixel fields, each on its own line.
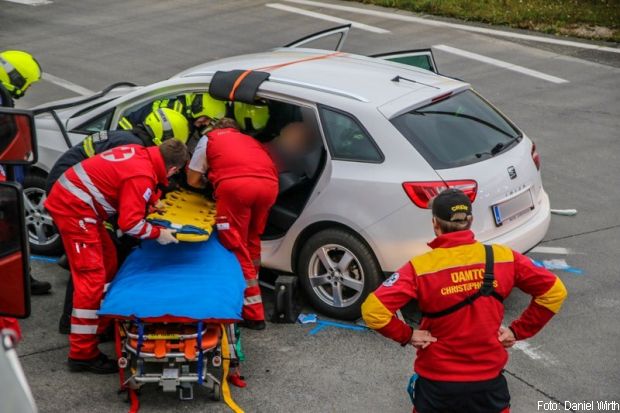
left=118, top=94, right=327, bottom=240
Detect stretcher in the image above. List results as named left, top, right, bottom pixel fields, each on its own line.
left=99, top=196, right=246, bottom=412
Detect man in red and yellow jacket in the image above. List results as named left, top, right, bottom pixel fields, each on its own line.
left=362, top=189, right=567, bottom=413
left=45, top=140, right=188, bottom=374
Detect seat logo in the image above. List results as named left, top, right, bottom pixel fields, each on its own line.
left=507, top=166, right=517, bottom=180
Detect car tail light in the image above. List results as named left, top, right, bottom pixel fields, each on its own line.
left=531, top=142, right=541, bottom=170
left=402, top=180, right=478, bottom=209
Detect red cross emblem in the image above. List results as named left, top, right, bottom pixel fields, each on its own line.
left=101, top=146, right=136, bottom=162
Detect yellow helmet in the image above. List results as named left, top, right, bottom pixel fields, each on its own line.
left=143, top=108, right=190, bottom=146
left=187, top=93, right=227, bottom=120
left=0, top=50, right=42, bottom=99
left=234, top=102, right=269, bottom=132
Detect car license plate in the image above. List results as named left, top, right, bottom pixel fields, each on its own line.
left=491, top=190, right=534, bottom=226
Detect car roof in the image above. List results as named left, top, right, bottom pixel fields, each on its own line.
left=174, top=48, right=467, bottom=111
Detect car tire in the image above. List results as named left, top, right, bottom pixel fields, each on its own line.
left=23, top=173, right=63, bottom=255
left=298, top=228, right=381, bottom=320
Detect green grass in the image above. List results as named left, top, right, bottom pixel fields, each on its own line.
left=349, top=0, right=620, bottom=42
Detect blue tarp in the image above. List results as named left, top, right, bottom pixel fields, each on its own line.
left=98, top=234, right=245, bottom=321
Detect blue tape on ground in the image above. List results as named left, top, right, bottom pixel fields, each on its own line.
left=317, top=320, right=368, bottom=331
left=308, top=320, right=368, bottom=335
left=308, top=324, right=327, bottom=335
left=30, top=255, right=59, bottom=263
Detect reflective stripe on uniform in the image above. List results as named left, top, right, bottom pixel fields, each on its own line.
left=74, top=163, right=116, bottom=215
left=118, top=117, right=133, bottom=130
left=125, top=219, right=146, bottom=236
left=71, top=308, right=99, bottom=319
left=58, top=173, right=98, bottom=215
left=82, top=136, right=96, bottom=157
left=243, top=295, right=263, bottom=306
left=246, top=279, right=259, bottom=288
left=140, top=224, right=153, bottom=239
left=70, top=324, right=98, bottom=334
left=172, top=100, right=183, bottom=112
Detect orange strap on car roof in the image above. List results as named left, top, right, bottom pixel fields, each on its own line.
left=257, top=51, right=345, bottom=72
left=228, top=51, right=345, bottom=101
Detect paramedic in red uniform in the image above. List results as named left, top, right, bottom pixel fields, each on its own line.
left=362, top=189, right=567, bottom=413
left=45, top=139, right=189, bottom=374
left=187, top=111, right=278, bottom=331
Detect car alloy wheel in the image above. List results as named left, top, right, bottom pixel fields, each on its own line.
left=307, top=243, right=365, bottom=308
left=23, top=187, right=59, bottom=249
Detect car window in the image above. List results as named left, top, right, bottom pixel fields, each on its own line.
left=319, top=107, right=383, bottom=163
left=73, top=110, right=112, bottom=134
left=391, top=90, right=521, bottom=169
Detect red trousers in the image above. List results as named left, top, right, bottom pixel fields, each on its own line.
left=0, top=317, right=21, bottom=341
left=50, top=212, right=117, bottom=360
left=214, top=177, right=278, bottom=321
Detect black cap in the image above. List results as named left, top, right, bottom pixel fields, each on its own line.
left=431, top=189, right=472, bottom=222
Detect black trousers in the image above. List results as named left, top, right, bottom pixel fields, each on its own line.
left=414, top=373, right=510, bottom=413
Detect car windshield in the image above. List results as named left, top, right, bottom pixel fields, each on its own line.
left=391, top=90, right=522, bottom=169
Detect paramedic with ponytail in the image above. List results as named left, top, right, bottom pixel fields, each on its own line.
left=187, top=104, right=278, bottom=331
left=361, top=189, right=567, bottom=413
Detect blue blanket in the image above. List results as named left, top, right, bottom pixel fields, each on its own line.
left=98, top=234, right=245, bottom=321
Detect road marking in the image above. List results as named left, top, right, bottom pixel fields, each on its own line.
left=433, top=44, right=569, bottom=84
left=2, top=0, right=52, bottom=5
left=285, top=0, right=620, bottom=54
left=513, top=341, right=559, bottom=366
left=266, top=3, right=390, bottom=34
left=530, top=246, right=571, bottom=255
left=42, top=73, right=94, bottom=96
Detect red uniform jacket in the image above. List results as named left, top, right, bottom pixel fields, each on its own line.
left=362, top=230, right=567, bottom=382
left=206, top=128, right=277, bottom=188
left=45, top=145, right=167, bottom=240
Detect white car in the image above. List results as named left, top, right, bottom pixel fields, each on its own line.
left=26, top=26, right=550, bottom=319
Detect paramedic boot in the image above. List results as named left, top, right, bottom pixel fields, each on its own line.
left=240, top=320, right=266, bottom=330
left=68, top=353, right=118, bottom=374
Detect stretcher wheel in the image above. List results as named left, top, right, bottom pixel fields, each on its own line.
left=210, top=382, right=221, bottom=401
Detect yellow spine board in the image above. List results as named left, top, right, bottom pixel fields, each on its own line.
left=147, top=188, right=217, bottom=242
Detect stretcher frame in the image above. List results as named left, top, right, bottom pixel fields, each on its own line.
left=112, top=316, right=243, bottom=413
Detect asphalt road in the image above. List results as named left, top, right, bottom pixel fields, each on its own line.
left=2, top=0, right=619, bottom=412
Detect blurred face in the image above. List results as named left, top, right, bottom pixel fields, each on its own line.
left=278, top=122, right=310, bottom=155
left=193, top=116, right=211, bottom=128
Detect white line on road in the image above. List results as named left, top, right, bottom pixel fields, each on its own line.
left=285, top=0, right=620, bottom=54
left=513, top=341, right=559, bottom=366
left=2, top=0, right=52, bottom=5
left=266, top=3, right=390, bottom=34
left=42, top=73, right=94, bottom=96
left=433, top=44, right=569, bottom=84
left=530, top=246, right=571, bottom=255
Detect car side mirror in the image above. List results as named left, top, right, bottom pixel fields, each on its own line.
left=0, top=108, right=38, bottom=165
left=0, top=182, right=31, bottom=318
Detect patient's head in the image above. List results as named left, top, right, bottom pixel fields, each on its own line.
left=274, top=122, right=311, bottom=156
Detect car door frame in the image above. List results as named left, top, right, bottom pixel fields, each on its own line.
left=371, top=48, right=439, bottom=73
left=284, top=24, right=352, bottom=51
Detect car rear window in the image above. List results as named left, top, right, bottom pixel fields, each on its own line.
left=391, top=90, right=521, bottom=169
